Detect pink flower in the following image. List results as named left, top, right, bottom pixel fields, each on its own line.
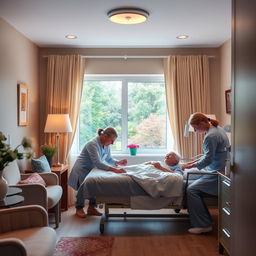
left=127, top=144, right=140, bottom=148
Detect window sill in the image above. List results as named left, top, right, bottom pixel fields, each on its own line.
left=113, top=154, right=166, bottom=165
left=113, top=153, right=165, bottom=157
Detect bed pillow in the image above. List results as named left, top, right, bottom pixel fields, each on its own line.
left=31, top=155, right=51, bottom=173
left=18, top=173, right=46, bottom=186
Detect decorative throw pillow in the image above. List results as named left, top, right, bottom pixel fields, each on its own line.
left=18, top=173, right=46, bottom=186
left=31, top=155, right=51, bottom=173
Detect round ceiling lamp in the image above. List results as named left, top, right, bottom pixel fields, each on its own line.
left=176, top=35, right=189, bottom=39
left=108, top=7, right=149, bottom=24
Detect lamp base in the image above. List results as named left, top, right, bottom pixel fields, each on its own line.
left=52, top=163, right=63, bottom=167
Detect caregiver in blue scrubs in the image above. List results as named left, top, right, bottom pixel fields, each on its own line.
left=68, top=127, right=127, bottom=218
left=182, top=112, right=230, bottom=234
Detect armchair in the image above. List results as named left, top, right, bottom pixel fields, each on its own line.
left=3, top=161, right=62, bottom=228
left=0, top=205, right=56, bottom=256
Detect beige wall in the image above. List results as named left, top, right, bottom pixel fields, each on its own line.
left=219, top=39, right=232, bottom=126
left=0, top=18, right=39, bottom=166
left=39, top=47, right=221, bottom=141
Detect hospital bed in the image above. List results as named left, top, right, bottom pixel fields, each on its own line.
left=81, top=167, right=218, bottom=234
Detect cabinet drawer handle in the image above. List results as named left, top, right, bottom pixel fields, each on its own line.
left=222, top=207, right=231, bottom=215
left=222, top=180, right=230, bottom=187
left=222, top=228, right=231, bottom=238
left=226, top=201, right=231, bottom=207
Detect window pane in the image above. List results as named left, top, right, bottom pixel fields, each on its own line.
left=128, top=82, right=166, bottom=149
left=79, top=80, right=122, bottom=151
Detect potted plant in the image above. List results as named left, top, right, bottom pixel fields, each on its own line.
left=127, top=144, right=140, bottom=156
left=0, top=132, right=33, bottom=200
left=40, top=144, right=56, bottom=167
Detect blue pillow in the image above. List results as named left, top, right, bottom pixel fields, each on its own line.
left=31, top=155, right=51, bottom=173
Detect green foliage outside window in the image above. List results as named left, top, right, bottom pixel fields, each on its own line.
left=79, top=81, right=121, bottom=150
left=79, top=78, right=166, bottom=151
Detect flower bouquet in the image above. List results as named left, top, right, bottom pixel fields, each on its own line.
left=0, top=131, right=33, bottom=200
left=0, top=132, right=33, bottom=171
left=127, top=144, right=139, bottom=156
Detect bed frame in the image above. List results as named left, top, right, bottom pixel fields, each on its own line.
left=96, top=172, right=218, bottom=234
left=97, top=196, right=189, bottom=234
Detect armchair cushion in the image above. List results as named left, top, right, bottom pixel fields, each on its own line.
left=46, top=185, right=63, bottom=209
left=31, top=155, right=51, bottom=173
left=18, top=173, right=46, bottom=186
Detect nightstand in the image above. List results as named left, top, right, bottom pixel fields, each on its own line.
left=51, top=165, right=69, bottom=211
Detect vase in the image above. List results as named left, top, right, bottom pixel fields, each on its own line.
left=0, top=171, right=8, bottom=201
left=129, top=148, right=137, bottom=156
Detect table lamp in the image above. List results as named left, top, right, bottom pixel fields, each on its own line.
left=184, top=114, right=216, bottom=156
left=44, top=114, right=72, bottom=166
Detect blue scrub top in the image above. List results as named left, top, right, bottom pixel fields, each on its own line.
left=196, top=126, right=230, bottom=172
left=68, top=136, right=116, bottom=190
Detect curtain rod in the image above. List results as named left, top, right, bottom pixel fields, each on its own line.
left=43, top=55, right=215, bottom=59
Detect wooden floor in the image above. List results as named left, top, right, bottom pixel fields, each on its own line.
left=52, top=207, right=225, bottom=256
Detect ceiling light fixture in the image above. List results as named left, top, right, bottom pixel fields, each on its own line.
left=176, top=35, right=189, bottom=39
left=65, top=35, right=77, bottom=39
left=108, top=7, right=149, bottom=24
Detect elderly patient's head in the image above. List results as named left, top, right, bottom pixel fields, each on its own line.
left=164, top=152, right=180, bottom=166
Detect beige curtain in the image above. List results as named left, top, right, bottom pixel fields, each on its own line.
left=164, top=55, right=211, bottom=158
left=45, top=55, right=85, bottom=206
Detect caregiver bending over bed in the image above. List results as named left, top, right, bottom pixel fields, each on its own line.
left=181, top=112, right=229, bottom=234
left=68, top=127, right=127, bottom=218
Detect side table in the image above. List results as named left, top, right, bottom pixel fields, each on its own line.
left=51, top=165, right=69, bottom=211
left=7, top=187, right=22, bottom=197
left=0, top=195, right=24, bottom=208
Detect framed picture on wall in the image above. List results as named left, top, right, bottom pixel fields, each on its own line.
left=18, top=83, right=29, bottom=126
left=225, top=89, right=231, bottom=114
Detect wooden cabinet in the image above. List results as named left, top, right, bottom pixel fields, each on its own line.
left=218, top=173, right=231, bottom=255
left=51, top=165, right=69, bottom=211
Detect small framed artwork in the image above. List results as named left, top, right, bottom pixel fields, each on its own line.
left=225, top=89, right=231, bottom=114
left=18, top=83, right=29, bottom=126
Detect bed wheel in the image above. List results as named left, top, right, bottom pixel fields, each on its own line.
left=100, top=223, right=104, bottom=234
left=174, top=209, right=181, bottom=213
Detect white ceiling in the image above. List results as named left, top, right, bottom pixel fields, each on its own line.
left=0, top=0, right=231, bottom=48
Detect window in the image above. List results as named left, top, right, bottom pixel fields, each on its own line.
left=77, top=75, right=173, bottom=154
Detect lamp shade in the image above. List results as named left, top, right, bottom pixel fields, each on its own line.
left=44, top=114, right=72, bottom=133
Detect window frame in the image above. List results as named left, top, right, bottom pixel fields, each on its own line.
left=75, top=74, right=172, bottom=155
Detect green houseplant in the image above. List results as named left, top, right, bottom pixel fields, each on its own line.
left=40, top=144, right=56, bottom=167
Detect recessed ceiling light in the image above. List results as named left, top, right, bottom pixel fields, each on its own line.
left=108, top=7, right=149, bottom=24
left=176, top=35, right=189, bottom=39
left=65, top=35, right=77, bottom=39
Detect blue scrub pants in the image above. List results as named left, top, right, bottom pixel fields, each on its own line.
left=75, top=185, right=96, bottom=210
left=187, top=175, right=218, bottom=228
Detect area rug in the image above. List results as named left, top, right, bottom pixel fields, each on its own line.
left=54, top=237, right=114, bottom=256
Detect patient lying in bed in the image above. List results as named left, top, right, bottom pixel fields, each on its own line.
left=143, top=151, right=183, bottom=176
left=122, top=152, right=184, bottom=198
